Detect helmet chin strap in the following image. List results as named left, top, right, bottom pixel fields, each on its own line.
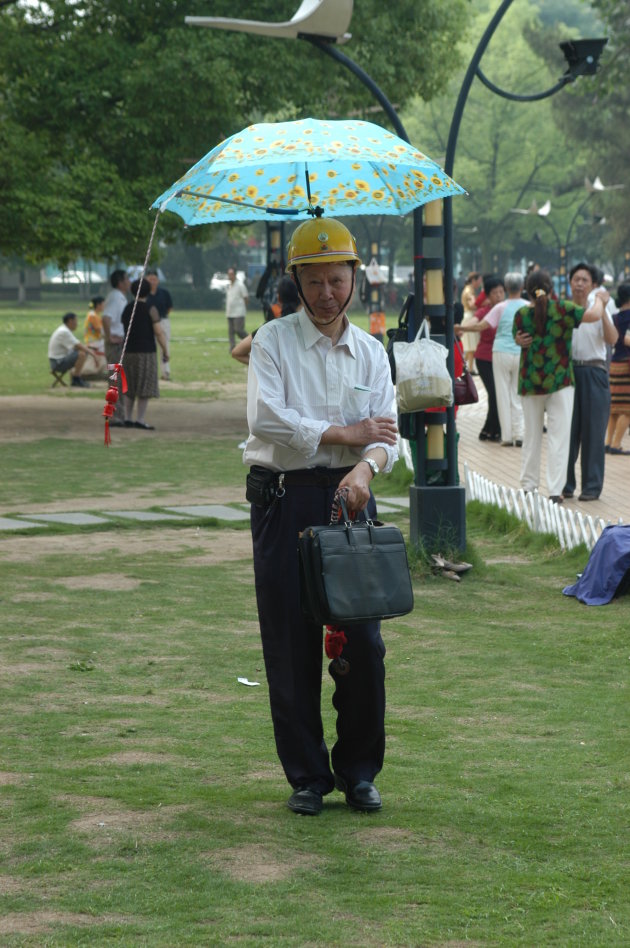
left=292, top=266, right=356, bottom=327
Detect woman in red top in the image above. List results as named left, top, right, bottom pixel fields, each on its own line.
left=469, top=275, right=504, bottom=441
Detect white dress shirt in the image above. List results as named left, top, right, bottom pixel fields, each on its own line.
left=225, top=279, right=248, bottom=318
left=102, top=288, right=128, bottom=340
left=571, top=288, right=617, bottom=361
left=244, top=310, right=398, bottom=472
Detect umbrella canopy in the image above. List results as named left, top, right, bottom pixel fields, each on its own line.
left=152, top=118, right=465, bottom=225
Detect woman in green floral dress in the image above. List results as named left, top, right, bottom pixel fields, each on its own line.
left=513, top=269, right=607, bottom=503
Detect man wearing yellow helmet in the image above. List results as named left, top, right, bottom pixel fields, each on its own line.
left=243, top=216, right=398, bottom=816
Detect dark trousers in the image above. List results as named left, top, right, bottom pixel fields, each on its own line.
left=564, top=365, right=610, bottom=497
left=251, top=479, right=386, bottom=794
left=476, top=358, right=501, bottom=438
left=104, top=339, right=124, bottom=422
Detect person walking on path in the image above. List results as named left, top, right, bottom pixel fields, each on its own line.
left=468, top=275, right=505, bottom=441
left=460, top=271, right=482, bottom=374
left=513, top=269, right=608, bottom=503
left=563, top=263, right=617, bottom=501
left=146, top=268, right=173, bottom=381
left=243, top=217, right=397, bottom=817
left=102, top=269, right=130, bottom=426
left=605, top=282, right=630, bottom=455
left=225, top=267, right=248, bottom=352
left=458, top=272, right=525, bottom=446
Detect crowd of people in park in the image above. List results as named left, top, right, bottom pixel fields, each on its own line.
left=45, top=249, right=630, bottom=505
left=456, top=263, right=630, bottom=503
left=46, top=266, right=173, bottom=430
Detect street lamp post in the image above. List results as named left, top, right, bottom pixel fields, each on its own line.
left=512, top=177, right=624, bottom=295
left=442, top=0, right=606, bottom=537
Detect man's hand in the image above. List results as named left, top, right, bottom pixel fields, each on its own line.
left=515, top=330, right=533, bottom=349
left=338, top=465, right=372, bottom=513
left=341, top=416, right=398, bottom=447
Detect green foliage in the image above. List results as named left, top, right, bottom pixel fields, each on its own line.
left=0, top=0, right=467, bottom=267
left=548, top=0, right=630, bottom=270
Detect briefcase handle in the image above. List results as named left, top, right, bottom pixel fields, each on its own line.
left=335, top=494, right=376, bottom=529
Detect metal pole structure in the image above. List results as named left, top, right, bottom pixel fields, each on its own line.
left=304, top=36, right=456, bottom=551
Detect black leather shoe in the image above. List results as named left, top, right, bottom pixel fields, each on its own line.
left=335, top=775, right=382, bottom=812
left=287, top=787, right=323, bottom=816
left=578, top=493, right=599, bottom=502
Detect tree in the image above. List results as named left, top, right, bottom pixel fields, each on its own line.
left=547, top=0, right=630, bottom=276
left=0, top=0, right=467, bottom=271
left=399, top=0, right=605, bottom=277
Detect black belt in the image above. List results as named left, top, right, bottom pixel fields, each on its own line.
left=252, top=466, right=353, bottom=488
left=573, top=359, right=607, bottom=370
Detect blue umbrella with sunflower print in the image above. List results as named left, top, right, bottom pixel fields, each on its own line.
left=152, top=117, right=465, bottom=224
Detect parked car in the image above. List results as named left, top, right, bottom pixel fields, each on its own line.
left=210, top=271, right=246, bottom=292
left=48, top=270, right=105, bottom=284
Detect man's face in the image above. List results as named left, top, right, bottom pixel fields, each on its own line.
left=147, top=273, right=158, bottom=293
left=297, top=262, right=354, bottom=329
left=570, top=268, right=593, bottom=304
left=120, top=275, right=131, bottom=294
left=228, top=269, right=236, bottom=283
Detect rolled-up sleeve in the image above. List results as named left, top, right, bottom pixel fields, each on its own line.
left=361, top=346, right=398, bottom=473
left=247, top=338, right=329, bottom=460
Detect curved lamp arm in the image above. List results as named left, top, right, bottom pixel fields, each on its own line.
left=475, top=65, right=572, bottom=102
left=302, top=36, right=409, bottom=142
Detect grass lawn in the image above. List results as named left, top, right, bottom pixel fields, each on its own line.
left=1, top=302, right=628, bottom=945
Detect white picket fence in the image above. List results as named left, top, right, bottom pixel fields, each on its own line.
left=463, top=462, right=621, bottom=551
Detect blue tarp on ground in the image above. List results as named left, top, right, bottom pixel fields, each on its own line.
left=563, top=524, right=630, bottom=605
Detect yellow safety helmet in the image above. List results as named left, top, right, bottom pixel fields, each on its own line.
left=286, top=218, right=361, bottom=271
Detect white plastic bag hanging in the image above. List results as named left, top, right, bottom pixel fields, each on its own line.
left=393, top=320, right=453, bottom=413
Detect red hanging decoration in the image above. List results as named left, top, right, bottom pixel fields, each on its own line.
left=325, top=625, right=349, bottom=676
left=102, top=363, right=129, bottom=446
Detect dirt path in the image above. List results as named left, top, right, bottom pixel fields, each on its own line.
left=0, top=390, right=248, bottom=443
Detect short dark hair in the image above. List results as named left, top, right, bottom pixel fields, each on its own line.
left=615, top=282, right=630, bottom=309
left=146, top=267, right=158, bottom=276
left=131, top=278, right=151, bottom=298
left=110, top=269, right=128, bottom=289
left=62, top=312, right=77, bottom=325
left=569, top=262, right=597, bottom=284
left=483, top=274, right=504, bottom=296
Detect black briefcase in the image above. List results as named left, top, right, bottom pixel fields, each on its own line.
left=298, top=500, right=414, bottom=626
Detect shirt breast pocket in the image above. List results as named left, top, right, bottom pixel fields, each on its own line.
left=343, top=384, right=371, bottom=423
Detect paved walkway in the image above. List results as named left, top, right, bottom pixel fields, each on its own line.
left=0, top=497, right=412, bottom=533
left=456, top=386, right=629, bottom=526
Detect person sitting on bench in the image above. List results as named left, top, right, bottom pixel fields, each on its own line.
left=47, top=312, right=92, bottom=388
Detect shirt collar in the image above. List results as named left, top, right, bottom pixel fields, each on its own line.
left=298, top=310, right=356, bottom=357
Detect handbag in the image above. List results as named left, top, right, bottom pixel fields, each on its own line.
left=393, top=320, right=453, bottom=413
left=453, top=341, right=479, bottom=406
left=385, top=293, right=413, bottom=384
left=298, top=497, right=414, bottom=625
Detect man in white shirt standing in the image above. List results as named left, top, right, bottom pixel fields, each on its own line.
left=48, top=312, right=91, bottom=387
left=225, top=267, right=248, bottom=352
left=563, top=263, right=617, bottom=501
left=102, top=269, right=130, bottom=427
left=244, top=218, right=398, bottom=817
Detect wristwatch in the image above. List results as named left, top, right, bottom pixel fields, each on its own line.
left=361, top=457, right=380, bottom=477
